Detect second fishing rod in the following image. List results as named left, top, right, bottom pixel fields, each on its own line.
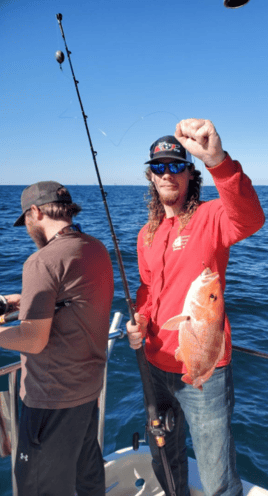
left=55, top=13, right=176, bottom=496
left=1, top=300, right=268, bottom=360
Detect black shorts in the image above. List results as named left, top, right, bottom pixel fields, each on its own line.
left=15, top=399, right=105, bottom=496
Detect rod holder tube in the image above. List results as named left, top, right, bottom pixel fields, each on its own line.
left=98, top=312, right=124, bottom=453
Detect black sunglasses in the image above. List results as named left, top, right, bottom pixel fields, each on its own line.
left=150, top=162, right=192, bottom=175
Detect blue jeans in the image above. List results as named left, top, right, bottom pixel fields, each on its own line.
left=147, top=362, right=243, bottom=496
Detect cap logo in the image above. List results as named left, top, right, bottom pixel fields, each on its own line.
left=153, top=142, right=181, bottom=154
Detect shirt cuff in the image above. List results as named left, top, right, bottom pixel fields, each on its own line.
left=205, top=153, right=240, bottom=181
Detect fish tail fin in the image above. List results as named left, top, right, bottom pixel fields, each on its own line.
left=181, top=373, right=193, bottom=386
left=192, top=377, right=204, bottom=391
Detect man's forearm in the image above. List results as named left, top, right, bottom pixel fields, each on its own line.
left=0, top=323, right=40, bottom=353
left=0, top=318, right=52, bottom=354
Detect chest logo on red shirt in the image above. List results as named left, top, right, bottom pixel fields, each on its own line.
left=172, top=235, right=190, bottom=251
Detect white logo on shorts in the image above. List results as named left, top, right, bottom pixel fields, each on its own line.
left=20, top=452, right=28, bottom=462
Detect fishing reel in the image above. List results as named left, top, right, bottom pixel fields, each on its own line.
left=0, top=296, right=9, bottom=316
left=131, top=408, right=175, bottom=453
left=156, top=408, right=175, bottom=434
left=146, top=408, right=175, bottom=439
left=162, top=408, right=175, bottom=433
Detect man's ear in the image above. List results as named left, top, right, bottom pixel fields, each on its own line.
left=30, top=204, right=43, bottom=220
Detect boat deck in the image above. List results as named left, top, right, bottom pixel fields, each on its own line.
left=105, top=445, right=268, bottom=496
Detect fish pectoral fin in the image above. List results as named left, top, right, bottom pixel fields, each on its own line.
left=162, top=315, right=190, bottom=331
left=175, top=347, right=183, bottom=362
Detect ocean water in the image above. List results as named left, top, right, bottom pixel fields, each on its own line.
left=0, top=184, right=267, bottom=495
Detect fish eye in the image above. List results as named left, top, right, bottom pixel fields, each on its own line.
left=210, top=294, right=217, bottom=301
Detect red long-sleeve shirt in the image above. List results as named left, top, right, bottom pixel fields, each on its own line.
left=136, top=154, right=265, bottom=373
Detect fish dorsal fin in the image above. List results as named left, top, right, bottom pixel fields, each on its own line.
left=162, top=315, right=190, bottom=331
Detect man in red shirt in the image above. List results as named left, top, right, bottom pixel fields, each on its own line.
left=127, top=118, right=265, bottom=496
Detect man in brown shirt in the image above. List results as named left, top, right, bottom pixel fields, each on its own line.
left=0, top=181, right=114, bottom=496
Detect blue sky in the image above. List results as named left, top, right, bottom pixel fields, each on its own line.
left=1, top=0, right=267, bottom=185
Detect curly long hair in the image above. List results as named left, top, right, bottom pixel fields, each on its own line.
left=144, top=166, right=202, bottom=245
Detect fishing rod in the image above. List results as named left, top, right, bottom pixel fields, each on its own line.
left=232, top=345, right=268, bottom=360
left=2, top=308, right=268, bottom=360
left=0, top=300, right=71, bottom=325
left=55, top=13, right=176, bottom=496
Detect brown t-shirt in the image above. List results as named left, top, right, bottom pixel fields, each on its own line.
left=19, top=231, right=114, bottom=409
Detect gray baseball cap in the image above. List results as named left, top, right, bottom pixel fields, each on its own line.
left=14, top=181, right=72, bottom=227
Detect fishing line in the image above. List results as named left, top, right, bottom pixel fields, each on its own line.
left=58, top=108, right=180, bottom=141
left=58, top=100, right=81, bottom=120
left=99, top=111, right=180, bottom=147
left=55, top=13, right=176, bottom=496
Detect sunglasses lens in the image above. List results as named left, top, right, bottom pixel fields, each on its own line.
left=150, top=162, right=189, bottom=175
left=169, top=163, right=186, bottom=173
left=150, top=164, right=165, bottom=175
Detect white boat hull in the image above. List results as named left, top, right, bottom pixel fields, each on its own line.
left=105, top=445, right=268, bottom=495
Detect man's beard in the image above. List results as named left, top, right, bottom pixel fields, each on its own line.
left=29, top=225, right=47, bottom=249
left=159, top=191, right=181, bottom=206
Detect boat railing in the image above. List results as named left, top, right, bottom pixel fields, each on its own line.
left=0, top=311, right=124, bottom=496
left=2, top=312, right=268, bottom=496
left=0, top=360, right=20, bottom=496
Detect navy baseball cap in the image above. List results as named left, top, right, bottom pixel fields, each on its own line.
left=145, top=135, right=193, bottom=165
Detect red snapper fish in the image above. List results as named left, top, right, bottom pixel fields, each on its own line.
left=162, top=268, right=225, bottom=390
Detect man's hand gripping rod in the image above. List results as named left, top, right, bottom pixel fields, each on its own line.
left=55, top=13, right=176, bottom=496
